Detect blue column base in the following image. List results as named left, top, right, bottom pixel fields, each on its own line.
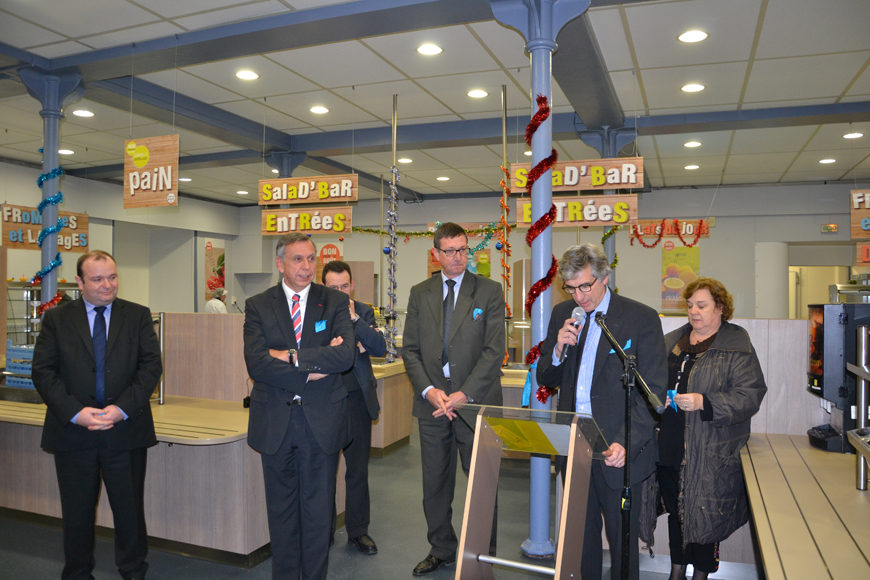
left=521, top=537, right=556, bottom=557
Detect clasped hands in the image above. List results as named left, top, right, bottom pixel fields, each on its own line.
left=75, top=405, right=124, bottom=431
left=426, top=388, right=467, bottom=420
left=269, top=335, right=344, bottom=381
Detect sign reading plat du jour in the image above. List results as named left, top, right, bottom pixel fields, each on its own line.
left=259, top=174, right=357, bottom=235
left=124, top=135, right=179, bottom=208
left=509, top=157, right=644, bottom=193
left=1, top=204, right=90, bottom=252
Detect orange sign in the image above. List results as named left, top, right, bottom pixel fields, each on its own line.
left=261, top=207, right=352, bottom=235
left=509, top=157, right=643, bottom=193
left=635, top=219, right=710, bottom=238
left=320, top=244, right=341, bottom=264
left=516, top=195, right=638, bottom=228
left=259, top=174, right=358, bottom=205
left=858, top=243, right=870, bottom=263
left=124, top=134, right=179, bottom=208
left=1, top=204, right=89, bottom=252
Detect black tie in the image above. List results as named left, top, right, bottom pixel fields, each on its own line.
left=575, top=311, right=593, bottom=366
left=442, top=280, right=456, bottom=366
left=93, top=306, right=107, bottom=406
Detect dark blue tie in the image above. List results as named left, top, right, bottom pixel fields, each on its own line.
left=442, top=280, right=456, bottom=366
left=93, top=306, right=107, bottom=406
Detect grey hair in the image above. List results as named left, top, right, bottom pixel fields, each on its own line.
left=212, top=288, right=226, bottom=299
left=558, top=243, right=611, bottom=282
left=276, top=233, right=316, bottom=259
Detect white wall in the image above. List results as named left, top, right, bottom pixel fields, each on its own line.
left=113, top=221, right=153, bottom=306
left=149, top=228, right=195, bottom=313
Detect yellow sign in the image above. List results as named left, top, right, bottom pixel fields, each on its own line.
left=509, top=157, right=644, bottom=193
left=516, top=195, right=638, bottom=228
left=1, top=204, right=90, bottom=252
left=261, top=206, right=352, bottom=235
left=258, top=174, right=358, bottom=205
left=124, top=135, right=179, bottom=208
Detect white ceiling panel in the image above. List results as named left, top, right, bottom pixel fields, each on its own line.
left=362, top=26, right=500, bottom=78
left=416, top=71, right=528, bottom=116
left=314, top=121, right=388, bottom=133
left=82, top=21, right=185, bottom=50
left=653, top=131, right=733, bottom=158
left=745, top=52, right=870, bottom=103
left=805, top=122, right=870, bottom=151
left=660, top=155, right=726, bottom=175
left=63, top=99, right=159, bottom=132
left=183, top=55, right=319, bottom=99
left=557, top=139, right=602, bottom=161
left=0, top=13, right=64, bottom=49
left=610, top=70, right=644, bottom=115
left=755, top=0, right=870, bottom=60
left=725, top=152, right=798, bottom=174
left=265, top=90, right=380, bottom=127
left=721, top=172, right=789, bottom=185
left=267, top=41, right=405, bottom=89
left=401, top=169, right=479, bottom=187
left=172, top=1, right=290, bottom=31
left=0, top=146, right=43, bottom=166
left=327, top=154, right=390, bottom=176
left=846, top=63, right=870, bottom=97
left=587, top=8, right=633, bottom=72
left=467, top=21, right=530, bottom=70
left=789, top=148, right=870, bottom=172
left=0, top=128, right=42, bottom=145
left=143, top=0, right=252, bottom=19
left=59, top=130, right=126, bottom=153
left=422, top=146, right=502, bottom=169
left=26, top=41, right=93, bottom=59
left=729, top=126, right=818, bottom=155
left=1, top=0, right=158, bottom=39
left=625, top=0, right=760, bottom=69
left=214, top=99, right=309, bottom=132
left=661, top=175, right=723, bottom=187
left=331, top=81, right=454, bottom=121
left=642, top=62, right=748, bottom=110
left=780, top=170, right=847, bottom=183
left=55, top=148, right=119, bottom=164
left=360, top=151, right=448, bottom=172
left=138, top=70, right=243, bottom=104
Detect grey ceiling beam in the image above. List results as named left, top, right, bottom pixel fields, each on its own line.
left=35, top=0, right=493, bottom=81
left=302, top=156, right=422, bottom=202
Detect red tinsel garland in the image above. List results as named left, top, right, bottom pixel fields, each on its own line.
left=525, top=204, right=556, bottom=246
left=676, top=219, right=705, bottom=247
left=525, top=255, right=558, bottom=316
left=525, top=95, right=550, bottom=145
left=536, top=385, right=556, bottom=404
left=37, top=291, right=63, bottom=316
left=525, top=149, right=558, bottom=195
left=631, top=218, right=667, bottom=248
left=525, top=344, right=541, bottom=366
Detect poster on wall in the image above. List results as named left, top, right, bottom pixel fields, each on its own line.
left=1, top=204, right=90, bottom=252
left=204, top=242, right=225, bottom=301
left=123, top=134, right=179, bottom=208
left=427, top=248, right=491, bottom=279
left=661, top=241, right=699, bottom=312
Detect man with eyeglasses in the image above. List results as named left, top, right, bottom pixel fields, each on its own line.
left=322, top=260, right=386, bottom=556
left=536, top=243, right=666, bottom=580
left=403, top=222, right=505, bottom=576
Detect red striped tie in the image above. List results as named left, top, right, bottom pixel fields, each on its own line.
left=291, top=294, right=302, bottom=345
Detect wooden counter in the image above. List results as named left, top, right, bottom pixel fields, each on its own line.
left=370, top=361, right=413, bottom=456
left=741, top=434, right=870, bottom=580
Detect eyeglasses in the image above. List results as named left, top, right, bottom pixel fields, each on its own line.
left=437, top=246, right=469, bottom=258
left=328, top=283, right=351, bottom=292
left=562, top=278, right=597, bottom=294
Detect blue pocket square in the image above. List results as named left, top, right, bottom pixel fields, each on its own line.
left=473, top=308, right=483, bottom=320
left=315, top=320, right=327, bottom=332
left=609, top=338, right=631, bottom=354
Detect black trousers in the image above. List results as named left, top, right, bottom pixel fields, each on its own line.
left=54, top=446, right=149, bottom=580
left=342, top=388, right=373, bottom=538
left=418, top=413, right=497, bottom=560
left=261, top=405, right=339, bottom=580
left=657, top=465, right=719, bottom=573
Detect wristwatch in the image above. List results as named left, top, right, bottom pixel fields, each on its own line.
left=288, top=349, right=297, bottom=364
left=351, top=315, right=360, bottom=323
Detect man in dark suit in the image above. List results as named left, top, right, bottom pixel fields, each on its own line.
left=243, top=232, right=355, bottom=580
left=32, top=250, right=163, bottom=580
left=403, top=222, right=505, bottom=576
left=322, top=260, right=386, bottom=555
left=536, top=243, right=667, bottom=580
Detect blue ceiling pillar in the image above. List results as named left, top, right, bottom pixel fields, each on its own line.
left=18, top=68, right=84, bottom=304
left=492, top=0, right=591, bottom=558
left=267, top=151, right=308, bottom=178
left=579, top=126, right=637, bottom=289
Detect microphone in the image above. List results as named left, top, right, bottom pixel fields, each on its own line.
left=559, top=306, right=587, bottom=363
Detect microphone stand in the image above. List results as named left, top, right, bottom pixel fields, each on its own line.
left=594, top=312, right=664, bottom=580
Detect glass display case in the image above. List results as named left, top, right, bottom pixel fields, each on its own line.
left=6, top=282, right=81, bottom=345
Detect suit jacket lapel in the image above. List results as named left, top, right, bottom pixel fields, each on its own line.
left=449, top=272, right=474, bottom=342
left=71, top=299, right=95, bottom=360
left=105, top=300, right=125, bottom=359
left=591, top=293, right=624, bottom=389
left=302, top=284, right=325, bottom=348
left=424, top=276, right=443, bottom=330
left=270, top=284, right=298, bottom=348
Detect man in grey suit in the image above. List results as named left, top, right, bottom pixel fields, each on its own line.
left=322, top=260, right=386, bottom=555
left=243, top=233, right=355, bottom=580
left=536, top=243, right=667, bottom=580
left=403, top=222, right=505, bottom=576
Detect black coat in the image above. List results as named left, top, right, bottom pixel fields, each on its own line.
left=347, top=300, right=386, bottom=421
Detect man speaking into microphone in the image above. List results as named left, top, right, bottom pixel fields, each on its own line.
left=536, top=243, right=667, bottom=580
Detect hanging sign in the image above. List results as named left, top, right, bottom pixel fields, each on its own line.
left=515, top=195, right=638, bottom=228
left=850, top=190, right=870, bottom=239
left=123, top=135, right=179, bottom=208
left=635, top=219, right=710, bottom=238
left=258, top=174, right=358, bottom=205
left=1, top=204, right=89, bottom=252
left=509, top=157, right=643, bottom=193
left=261, top=207, right=352, bottom=235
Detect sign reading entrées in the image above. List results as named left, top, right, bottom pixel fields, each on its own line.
left=259, top=174, right=358, bottom=205
left=2, top=204, right=89, bottom=252
left=261, top=207, right=352, bottom=235
left=124, top=135, right=179, bottom=208
left=510, top=157, right=644, bottom=193
left=516, top=195, right=638, bottom=228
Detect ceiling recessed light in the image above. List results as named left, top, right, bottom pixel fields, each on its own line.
left=178, top=177, right=192, bottom=182
left=272, top=169, right=279, bottom=174
left=417, top=44, right=442, bottom=55
left=310, top=106, right=329, bottom=114
left=72, top=110, right=94, bottom=118
left=236, top=70, right=259, bottom=80
left=436, top=176, right=450, bottom=181
left=678, top=30, right=708, bottom=43
left=398, top=158, right=412, bottom=164
left=58, top=149, right=74, bottom=155
left=684, top=141, right=702, bottom=148
left=684, top=165, right=700, bottom=170
left=681, top=84, right=705, bottom=93
left=467, top=89, right=488, bottom=98
left=524, top=151, right=532, bottom=156
left=844, top=132, right=864, bottom=139
left=819, top=159, right=836, bottom=164
left=237, top=190, right=249, bottom=195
